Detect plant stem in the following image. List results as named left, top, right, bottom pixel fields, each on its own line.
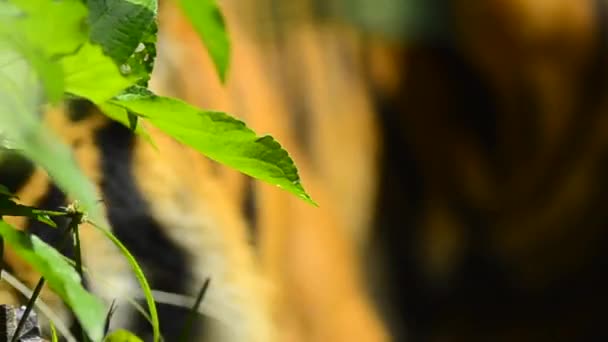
left=11, top=210, right=82, bottom=342
left=69, top=211, right=88, bottom=342
left=70, top=213, right=84, bottom=283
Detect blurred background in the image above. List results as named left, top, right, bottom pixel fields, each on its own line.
left=164, top=0, right=608, bottom=340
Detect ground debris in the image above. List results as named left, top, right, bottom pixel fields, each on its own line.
left=0, top=304, right=44, bottom=342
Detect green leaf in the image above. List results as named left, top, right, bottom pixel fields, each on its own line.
left=110, top=88, right=315, bottom=204
left=0, top=0, right=86, bottom=104
left=34, top=214, right=58, bottom=228
left=0, top=194, right=66, bottom=228
left=178, top=0, right=230, bottom=82
left=87, top=0, right=158, bottom=64
left=49, top=321, right=59, bottom=342
left=98, top=101, right=156, bottom=148
left=89, top=221, right=160, bottom=342
left=18, top=45, right=65, bottom=104
left=104, top=329, right=144, bottom=342
left=0, top=35, right=65, bottom=104
left=1, top=0, right=88, bottom=58
left=0, top=184, right=16, bottom=198
left=15, top=124, right=105, bottom=224
left=0, top=48, right=106, bottom=225
left=0, top=197, right=65, bottom=228
left=0, top=197, right=65, bottom=217
left=61, top=42, right=137, bottom=103
left=123, top=21, right=158, bottom=87
left=0, top=39, right=63, bottom=105
left=0, top=220, right=106, bottom=341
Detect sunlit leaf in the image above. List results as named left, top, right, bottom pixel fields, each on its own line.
left=0, top=41, right=65, bottom=103
left=111, top=87, right=315, bottom=204
left=49, top=321, right=59, bottom=342
left=62, top=42, right=137, bottom=103
left=98, top=101, right=156, bottom=148
left=89, top=221, right=160, bottom=342
left=0, top=0, right=86, bottom=104
left=104, top=329, right=144, bottom=342
left=0, top=220, right=106, bottom=341
left=178, top=0, right=230, bottom=82
left=0, top=45, right=105, bottom=225
left=2, top=0, right=88, bottom=58
left=87, top=0, right=158, bottom=64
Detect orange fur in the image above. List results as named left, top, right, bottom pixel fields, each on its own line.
left=153, top=1, right=388, bottom=340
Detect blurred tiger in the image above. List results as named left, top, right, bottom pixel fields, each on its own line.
left=3, top=0, right=608, bottom=341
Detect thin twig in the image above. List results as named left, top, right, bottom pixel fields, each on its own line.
left=70, top=213, right=84, bottom=281
left=178, top=279, right=211, bottom=342
left=10, top=277, right=45, bottom=342
left=0, top=270, right=76, bottom=342
left=68, top=210, right=87, bottom=342
left=11, top=209, right=79, bottom=342
left=103, top=299, right=117, bottom=337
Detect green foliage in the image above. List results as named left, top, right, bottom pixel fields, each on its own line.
left=87, top=0, right=158, bottom=86
left=0, top=0, right=88, bottom=102
left=88, top=0, right=157, bottom=65
left=1, top=0, right=312, bottom=204
left=104, top=329, right=144, bottom=342
left=179, top=0, right=230, bottom=82
left=1, top=0, right=315, bottom=340
left=0, top=184, right=15, bottom=198
left=0, top=196, right=65, bottom=228
left=98, top=102, right=156, bottom=147
left=50, top=321, right=59, bottom=342
left=0, top=220, right=106, bottom=341
left=89, top=221, right=160, bottom=342
left=61, top=42, right=138, bottom=103
left=1, top=0, right=88, bottom=57
left=0, top=0, right=107, bottom=224
left=111, top=87, right=316, bottom=204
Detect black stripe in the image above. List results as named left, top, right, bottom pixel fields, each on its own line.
left=272, top=33, right=313, bottom=157
left=372, top=77, right=426, bottom=341
left=524, top=0, right=608, bottom=208
left=242, top=178, right=257, bottom=245
left=67, top=99, right=96, bottom=122
left=287, top=88, right=313, bottom=157
left=95, top=121, right=202, bottom=340
left=0, top=152, right=35, bottom=194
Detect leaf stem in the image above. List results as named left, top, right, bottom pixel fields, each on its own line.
left=68, top=209, right=88, bottom=342
left=10, top=207, right=83, bottom=342
left=70, top=212, right=84, bottom=283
